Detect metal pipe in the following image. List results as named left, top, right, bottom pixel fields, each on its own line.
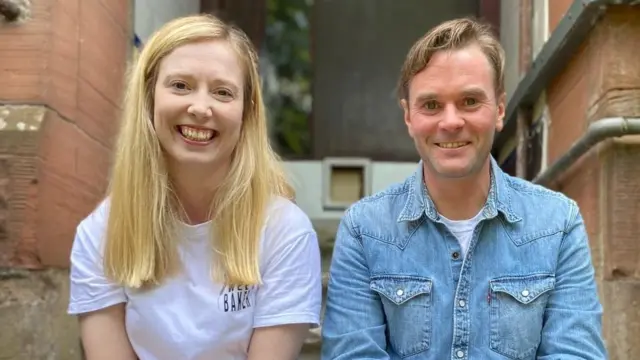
left=493, top=0, right=640, bottom=156
left=533, top=117, right=640, bottom=186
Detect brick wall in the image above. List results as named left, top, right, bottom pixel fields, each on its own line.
left=0, top=0, right=130, bottom=269
left=544, top=6, right=640, bottom=359
left=548, top=0, right=573, bottom=34
left=0, top=1, right=130, bottom=358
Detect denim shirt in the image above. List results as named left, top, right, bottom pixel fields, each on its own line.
left=321, top=158, right=607, bottom=360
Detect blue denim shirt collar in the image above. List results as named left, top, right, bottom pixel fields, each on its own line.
left=397, top=156, right=522, bottom=223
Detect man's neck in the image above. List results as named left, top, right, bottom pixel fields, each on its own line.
left=424, top=160, right=492, bottom=221
left=168, top=161, right=228, bottom=225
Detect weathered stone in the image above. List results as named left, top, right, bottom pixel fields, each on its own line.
left=601, top=280, right=640, bottom=359
left=0, top=0, right=30, bottom=23
left=0, top=268, right=81, bottom=360
left=546, top=7, right=640, bottom=359
left=0, top=105, right=42, bottom=269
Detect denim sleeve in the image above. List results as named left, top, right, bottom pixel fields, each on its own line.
left=536, top=204, right=607, bottom=359
left=321, top=210, right=390, bottom=360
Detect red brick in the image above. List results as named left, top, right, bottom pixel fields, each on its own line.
left=36, top=111, right=109, bottom=267
left=76, top=77, right=120, bottom=148
left=546, top=39, right=591, bottom=165
left=0, top=0, right=131, bottom=268
left=46, top=0, right=81, bottom=120
left=0, top=1, right=51, bottom=102
left=603, top=143, right=640, bottom=281
left=518, top=0, right=532, bottom=74
left=78, top=0, right=128, bottom=107
left=96, top=0, right=130, bottom=34
left=544, top=7, right=640, bottom=357
left=548, top=0, right=573, bottom=34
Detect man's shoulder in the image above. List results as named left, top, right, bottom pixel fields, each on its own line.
left=343, top=176, right=413, bottom=229
left=501, top=172, right=580, bottom=230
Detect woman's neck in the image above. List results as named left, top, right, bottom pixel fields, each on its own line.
left=168, top=162, right=228, bottom=225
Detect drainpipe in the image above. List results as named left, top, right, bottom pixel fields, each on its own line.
left=493, top=0, right=640, bottom=156
left=533, top=117, right=640, bottom=186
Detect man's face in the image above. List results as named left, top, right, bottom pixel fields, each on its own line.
left=401, top=44, right=505, bottom=179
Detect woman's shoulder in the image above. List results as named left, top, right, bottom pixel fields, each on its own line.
left=78, top=197, right=111, bottom=230
left=73, top=197, right=111, bottom=251
left=258, top=196, right=320, bottom=280
left=264, top=196, right=315, bottom=236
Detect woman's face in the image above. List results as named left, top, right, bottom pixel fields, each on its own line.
left=153, top=39, right=245, bottom=171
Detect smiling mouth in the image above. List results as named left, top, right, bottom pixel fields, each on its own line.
left=435, top=141, right=470, bottom=149
left=176, top=125, right=218, bottom=143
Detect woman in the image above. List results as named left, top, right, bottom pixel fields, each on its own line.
left=67, top=14, right=322, bottom=360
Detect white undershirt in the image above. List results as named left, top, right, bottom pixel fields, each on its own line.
left=439, top=210, right=484, bottom=258
left=68, top=197, right=322, bottom=360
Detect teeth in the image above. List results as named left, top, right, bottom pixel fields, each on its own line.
left=179, top=126, right=214, bottom=142
left=438, top=142, right=467, bottom=149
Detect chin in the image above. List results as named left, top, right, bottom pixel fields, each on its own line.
left=439, top=169, right=473, bottom=179
left=165, top=149, right=219, bottom=166
left=180, top=154, right=220, bottom=165
left=428, top=160, right=475, bottom=179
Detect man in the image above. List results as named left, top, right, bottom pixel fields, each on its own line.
left=321, top=18, right=607, bottom=360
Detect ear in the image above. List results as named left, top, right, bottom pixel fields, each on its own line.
left=401, top=98, right=413, bottom=137
left=495, top=92, right=506, bottom=132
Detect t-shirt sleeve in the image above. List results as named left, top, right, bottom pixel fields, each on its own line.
left=252, top=201, right=323, bottom=329
left=67, top=209, right=127, bottom=315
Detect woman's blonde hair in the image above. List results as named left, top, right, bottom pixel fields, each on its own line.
left=104, top=14, right=294, bottom=288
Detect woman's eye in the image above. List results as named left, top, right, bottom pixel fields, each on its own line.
left=171, top=82, right=189, bottom=91
left=215, top=89, right=233, bottom=97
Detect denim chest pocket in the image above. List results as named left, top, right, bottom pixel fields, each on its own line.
left=370, top=276, right=433, bottom=358
left=489, top=274, right=556, bottom=360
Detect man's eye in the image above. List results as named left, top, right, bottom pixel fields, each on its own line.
left=425, top=101, right=438, bottom=110
left=464, top=98, right=477, bottom=106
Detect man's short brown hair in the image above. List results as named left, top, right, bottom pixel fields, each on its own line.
left=397, top=17, right=505, bottom=101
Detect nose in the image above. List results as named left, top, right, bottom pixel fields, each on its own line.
left=438, top=104, right=464, bottom=132
left=187, top=90, right=214, bottom=120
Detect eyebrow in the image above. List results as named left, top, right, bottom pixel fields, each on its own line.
left=162, top=71, right=241, bottom=91
left=162, top=71, right=194, bottom=81
left=460, top=87, right=488, bottom=98
left=413, top=87, right=488, bottom=103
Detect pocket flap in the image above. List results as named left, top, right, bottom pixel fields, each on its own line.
left=370, top=276, right=432, bottom=305
left=490, top=274, right=555, bottom=304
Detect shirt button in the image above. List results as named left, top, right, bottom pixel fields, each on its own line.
left=396, top=289, right=404, bottom=296
left=458, top=300, right=466, bottom=307
left=456, top=350, right=465, bottom=358
left=522, top=289, right=530, bottom=297
left=452, top=251, right=460, bottom=259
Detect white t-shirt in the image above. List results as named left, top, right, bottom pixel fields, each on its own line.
left=439, top=210, right=483, bottom=258
left=68, top=196, right=322, bottom=360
